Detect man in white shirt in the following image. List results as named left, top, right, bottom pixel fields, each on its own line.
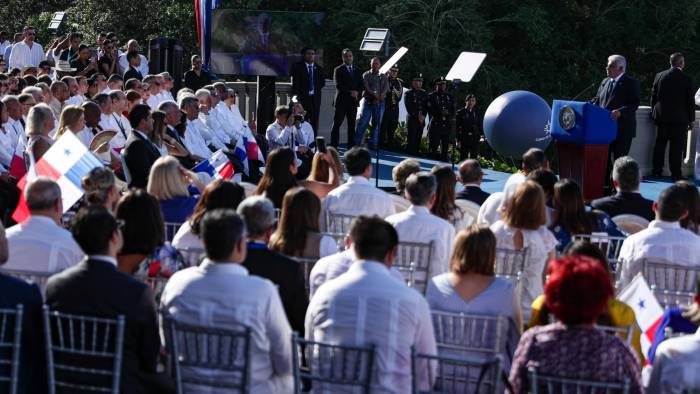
left=108, top=90, right=132, bottom=144
left=48, top=81, right=69, bottom=121
left=180, top=96, right=214, bottom=159
left=291, top=101, right=315, bottom=149
left=306, top=216, right=436, bottom=393
left=0, top=31, right=10, bottom=56
left=8, top=27, right=44, bottom=70
left=161, top=209, right=293, bottom=393
left=195, top=89, right=231, bottom=149
left=322, top=147, right=396, bottom=229
left=117, top=40, right=149, bottom=76
left=618, top=184, right=700, bottom=289
left=386, top=171, right=456, bottom=279
left=158, top=73, right=175, bottom=102
left=1, top=96, right=25, bottom=155
left=214, top=83, right=246, bottom=136
left=143, top=75, right=161, bottom=109
left=503, top=147, right=549, bottom=200
left=61, top=76, right=84, bottom=106
left=266, top=105, right=294, bottom=152
left=4, top=178, right=84, bottom=273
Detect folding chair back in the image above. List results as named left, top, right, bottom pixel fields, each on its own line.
left=291, top=257, right=318, bottom=292
left=164, top=222, right=184, bottom=243
left=323, top=211, right=356, bottom=239
left=412, top=349, right=502, bottom=394
left=0, top=305, right=23, bottom=394
left=494, top=247, right=527, bottom=288
left=394, top=240, right=434, bottom=294
left=528, top=367, right=630, bottom=394
left=641, top=259, right=700, bottom=308
left=571, top=234, right=626, bottom=273
left=177, top=247, right=206, bottom=267
left=431, top=311, right=506, bottom=356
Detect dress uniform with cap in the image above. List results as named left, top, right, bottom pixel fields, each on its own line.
left=379, top=64, right=403, bottom=150
left=403, top=73, right=429, bottom=155
left=426, top=76, right=455, bottom=161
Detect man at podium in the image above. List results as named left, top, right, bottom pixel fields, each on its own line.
left=591, top=55, right=640, bottom=188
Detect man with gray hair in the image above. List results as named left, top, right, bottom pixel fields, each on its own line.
left=117, top=39, right=149, bottom=77
left=456, top=159, right=490, bottom=205
left=386, top=171, right=455, bottom=279
left=180, top=95, right=216, bottom=159
left=237, top=195, right=307, bottom=335
left=591, top=156, right=654, bottom=221
left=4, top=177, right=84, bottom=273
left=391, top=158, right=421, bottom=196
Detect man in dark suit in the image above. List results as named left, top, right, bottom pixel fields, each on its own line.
left=591, top=55, right=641, bottom=189
left=237, top=196, right=307, bottom=335
left=290, top=47, right=325, bottom=135
left=123, top=104, right=161, bottom=188
left=591, top=156, right=654, bottom=221
left=651, top=52, right=695, bottom=180
left=0, top=222, right=45, bottom=394
left=329, top=48, right=362, bottom=147
left=122, top=50, right=143, bottom=82
left=183, top=55, right=211, bottom=92
left=45, top=207, right=173, bottom=393
left=455, top=159, right=490, bottom=206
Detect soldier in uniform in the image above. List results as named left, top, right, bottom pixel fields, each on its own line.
left=426, top=76, right=455, bottom=161
left=379, top=64, right=403, bottom=150
left=455, top=94, right=482, bottom=160
left=403, top=73, right=428, bottom=156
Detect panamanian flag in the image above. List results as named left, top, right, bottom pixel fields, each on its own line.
left=12, top=132, right=103, bottom=223
left=193, top=149, right=235, bottom=180
left=618, top=274, right=664, bottom=364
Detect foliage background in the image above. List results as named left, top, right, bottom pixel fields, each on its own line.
left=3, top=0, right=699, bottom=108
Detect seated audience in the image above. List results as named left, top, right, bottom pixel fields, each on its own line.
left=161, top=209, right=293, bottom=392
left=237, top=195, right=308, bottom=334
left=266, top=105, right=294, bottom=152
left=54, top=104, right=90, bottom=146
left=431, top=164, right=472, bottom=230
left=270, top=187, right=337, bottom=259
left=4, top=177, right=84, bottom=272
left=477, top=191, right=505, bottom=225
left=391, top=158, right=421, bottom=196
left=618, top=184, right=700, bottom=289
left=80, top=167, right=119, bottom=212
left=387, top=172, right=456, bottom=280
left=426, top=225, right=521, bottom=366
left=150, top=110, right=188, bottom=158
left=306, top=216, right=437, bottom=393
left=591, top=156, right=654, bottom=222
left=123, top=104, right=161, bottom=188
left=509, top=255, right=641, bottom=393
left=0, top=221, right=45, bottom=393
left=503, top=147, right=549, bottom=198
left=45, top=206, right=173, bottom=393
left=676, top=179, right=700, bottom=234
left=25, top=103, right=54, bottom=161
left=529, top=240, right=642, bottom=361
left=172, top=179, right=245, bottom=250
left=321, top=146, right=395, bottom=227
left=490, top=180, right=557, bottom=320
left=456, top=159, right=490, bottom=205
left=549, top=179, right=624, bottom=253
left=527, top=169, right=558, bottom=224
left=147, top=156, right=204, bottom=223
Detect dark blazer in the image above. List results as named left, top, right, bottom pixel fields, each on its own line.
left=592, top=73, right=641, bottom=139
left=456, top=185, right=490, bottom=206
left=45, top=258, right=171, bottom=394
left=590, top=191, right=655, bottom=222
left=651, top=67, right=695, bottom=125
left=242, top=244, right=308, bottom=335
left=0, top=273, right=45, bottom=394
left=183, top=69, right=212, bottom=92
left=166, top=124, right=196, bottom=169
left=122, top=130, right=161, bottom=188
left=123, top=67, right=143, bottom=82
left=332, top=63, right=363, bottom=107
left=290, top=61, right=325, bottom=99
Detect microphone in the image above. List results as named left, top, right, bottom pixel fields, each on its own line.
left=570, top=82, right=598, bottom=102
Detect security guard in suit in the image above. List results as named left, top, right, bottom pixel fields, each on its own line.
left=455, top=94, right=482, bottom=160
left=404, top=73, right=428, bottom=155
left=379, top=64, right=403, bottom=150
left=426, top=76, right=455, bottom=161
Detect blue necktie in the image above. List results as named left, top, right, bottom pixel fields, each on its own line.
left=308, top=65, right=314, bottom=94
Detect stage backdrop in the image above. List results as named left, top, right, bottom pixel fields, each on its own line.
left=210, top=10, right=324, bottom=76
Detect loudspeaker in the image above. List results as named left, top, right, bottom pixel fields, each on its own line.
left=148, top=37, right=185, bottom=92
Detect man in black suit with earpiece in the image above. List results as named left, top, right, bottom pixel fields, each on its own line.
left=329, top=48, right=363, bottom=148
left=290, top=47, right=325, bottom=137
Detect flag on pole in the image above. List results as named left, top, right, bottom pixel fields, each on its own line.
left=8, top=133, right=27, bottom=179
left=194, top=0, right=219, bottom=70
left=618, top=274, right=664, bottom=362
left=11, top=132, right=103, bottom=223
left=193, top=149, right=235, bottom=180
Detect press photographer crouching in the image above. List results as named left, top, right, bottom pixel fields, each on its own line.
left=289, top=99, right=316, bottom=179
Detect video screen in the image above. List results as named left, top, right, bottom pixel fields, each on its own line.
left=210, top=10, right=324, bottom=76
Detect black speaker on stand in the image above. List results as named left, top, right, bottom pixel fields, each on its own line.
left=148, top=37, right=185, bottom=92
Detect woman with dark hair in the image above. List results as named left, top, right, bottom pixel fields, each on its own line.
left=269, top=187, right=337, bottom=258
left=150, top=110, right=189, bottom=158
left=172, top=180, right=246, bottom=249
left=430, top=165, right=472, bottom=230
left=115, top=190, right=186, bottom=281
left=255, top=147, right=340, bottom=208
left=676, top=180, right=700, bottom=234
left=509, top=255, right=642, bottom=393
left=549, top=178, right=623, bottom=252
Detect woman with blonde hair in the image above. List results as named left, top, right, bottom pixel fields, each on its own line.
left=80, top=166, right=120, bottom=212
left=307, top=146, right=342, bottom=184
left=490, top=180, right=557, bottom=321
left=54, top=105, right=91, bottom=145
left=25, top=103, right=55, bottom=161
left=147, top=155, right=205, bottom=223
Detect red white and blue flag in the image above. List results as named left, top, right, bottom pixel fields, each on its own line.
left=194, top=0, right=220, bottom=70
left=8, top=133, right=27, bottom=179
left=618, top=274, right=664, bottom=364
left=12, top=132, right=103, bottom=223
left=193, top=149, right=235, bottom=180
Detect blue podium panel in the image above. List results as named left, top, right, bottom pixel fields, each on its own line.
left=550, top=100, right=617, bottom=145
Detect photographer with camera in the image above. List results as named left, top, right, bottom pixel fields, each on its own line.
left=290, top=100, right=315, bottom=178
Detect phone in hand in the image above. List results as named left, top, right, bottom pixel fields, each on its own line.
left=316, top=136, right=326, bottom=153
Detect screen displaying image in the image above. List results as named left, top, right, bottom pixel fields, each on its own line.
left=210, top=10, right=324, bottom=76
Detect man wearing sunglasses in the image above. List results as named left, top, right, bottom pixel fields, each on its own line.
left=8, top=26, right=45, bottom=70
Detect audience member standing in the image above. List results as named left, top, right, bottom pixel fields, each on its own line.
left=183, top=55, right=211, bottom=92
left=354, top=57, right=388, bottom=149
left=161, top=209, right=293, bottom=393
left=590, top=156, right=654, bottom=221
left=290, top=47, right=324, bottom=135
left=329, top=48, right=362, bottom=147
left=8, top=27, right=44, bottom=70
left=651, top=52, right=695, bottom=180
left=306, top=217, right=437, bottom=393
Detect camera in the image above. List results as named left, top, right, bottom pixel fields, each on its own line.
left=294, top=114, right=304, bottom=123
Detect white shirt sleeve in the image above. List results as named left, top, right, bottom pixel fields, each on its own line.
left=695, top=87, right=700, bottom=106
left=413, top=298, right=438, bottom=391
left=319, top=235, right=338, bottom=258
left=265, top=286, right=293, bottom=376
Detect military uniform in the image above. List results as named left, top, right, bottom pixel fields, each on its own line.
left=455, top=105, right=482, bottom=159
left=379, top=71, right=403, bottom=150
left=426, top=77, right=455, bottom=161
left=404, top=74, right=428, bottom=155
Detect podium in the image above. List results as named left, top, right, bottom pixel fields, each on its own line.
left=550, top=100, right=617, bottom=201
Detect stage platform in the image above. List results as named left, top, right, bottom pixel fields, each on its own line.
left=352, top=147, right=694, bottom=202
